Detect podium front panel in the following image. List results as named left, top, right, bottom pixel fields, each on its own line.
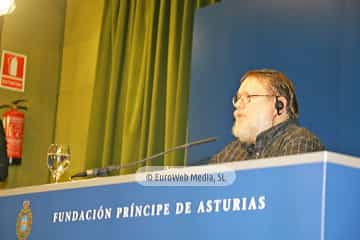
left=2, top=152, right=359, bottom=240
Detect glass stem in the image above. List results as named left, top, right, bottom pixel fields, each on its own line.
left=55, top=175, right=60, bottom=183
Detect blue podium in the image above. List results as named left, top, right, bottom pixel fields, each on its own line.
left=1, top=151, right=359, bottom=240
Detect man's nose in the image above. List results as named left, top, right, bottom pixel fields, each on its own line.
left=234, top=99, right=245, bottom=109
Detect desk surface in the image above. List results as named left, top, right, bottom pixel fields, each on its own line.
left=1, top=151, right=358, bottom=197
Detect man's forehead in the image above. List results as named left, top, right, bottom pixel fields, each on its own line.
left=238, top=76, right=269, bottom=93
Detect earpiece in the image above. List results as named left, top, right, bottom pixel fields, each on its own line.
left=275, top=96, right=284, bottom=115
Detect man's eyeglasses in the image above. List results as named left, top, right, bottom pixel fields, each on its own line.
left=232, top=94, right=276, bottom=107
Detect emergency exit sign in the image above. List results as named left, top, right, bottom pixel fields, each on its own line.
left=0, top=50, right=27, bottom=92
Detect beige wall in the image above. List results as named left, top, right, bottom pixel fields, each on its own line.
left=54, top=0, right=104, bottom=179
left=0, top=0, right=104, bottom=187
left=0, top=0, right=66, bottom=187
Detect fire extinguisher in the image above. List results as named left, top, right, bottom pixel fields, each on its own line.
left=0, top=99, right=28, bottom=165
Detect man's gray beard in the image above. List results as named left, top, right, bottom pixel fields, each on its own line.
left=232, top=121, right=252, bottom=143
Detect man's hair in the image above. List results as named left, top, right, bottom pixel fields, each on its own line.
left=240, top=69, right=299, bottom=119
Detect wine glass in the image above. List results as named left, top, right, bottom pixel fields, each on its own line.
left=47, top=144, right=71, bottom=183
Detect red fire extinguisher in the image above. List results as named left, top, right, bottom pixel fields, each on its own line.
left=0, top=99, right=27, bottom=165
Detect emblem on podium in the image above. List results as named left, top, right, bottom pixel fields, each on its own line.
left=16, top=200, right=32, bottom=240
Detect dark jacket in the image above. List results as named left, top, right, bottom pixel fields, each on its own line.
left=0, top=123, right=8, bottom=181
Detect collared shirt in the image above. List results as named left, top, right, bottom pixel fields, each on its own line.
left=209, top=119, right=325, bottom=164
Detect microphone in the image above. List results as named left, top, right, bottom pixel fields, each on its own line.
left=71, top=136, right=217, bottom=179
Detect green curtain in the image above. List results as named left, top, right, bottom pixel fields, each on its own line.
left=0, top=17, right=3, bottom=47
left=85, top=0, right=219, bottom=174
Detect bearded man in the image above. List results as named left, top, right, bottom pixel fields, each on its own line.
left=209, top=69, right=324, bottom=163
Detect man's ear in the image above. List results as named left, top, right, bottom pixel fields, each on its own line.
left=275, top=96, right=288, bottom=115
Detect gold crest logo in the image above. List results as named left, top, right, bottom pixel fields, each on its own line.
left=16, top=200, right=32, bottom=240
